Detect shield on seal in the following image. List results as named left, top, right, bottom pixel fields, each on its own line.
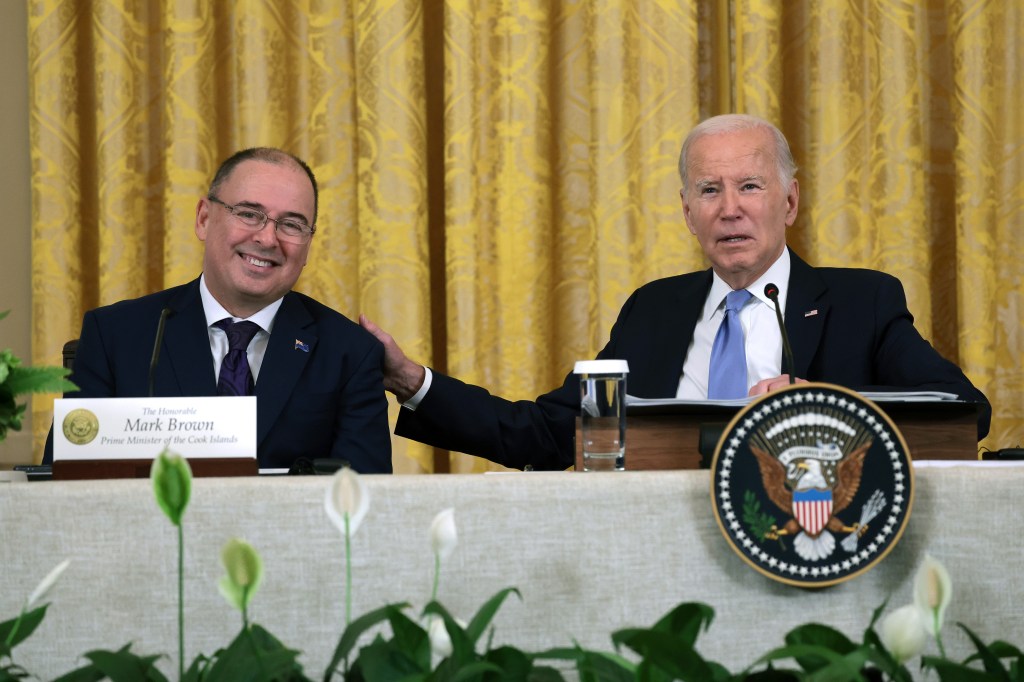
left=793, top=488, right=833, bottom=536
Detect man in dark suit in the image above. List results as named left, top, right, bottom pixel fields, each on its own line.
left=360, top=114, right=989, bottom=471
left=45, top=148, right=391, bottom=472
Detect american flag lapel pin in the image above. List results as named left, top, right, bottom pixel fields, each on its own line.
left=804, top=309, right=818, bottom=318
left=295, top=339, right=310, bottom=352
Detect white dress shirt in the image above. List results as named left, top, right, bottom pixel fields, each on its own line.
left=676, top=249, right=790, bottom=398
left=199, top=274, right=283, bottom=384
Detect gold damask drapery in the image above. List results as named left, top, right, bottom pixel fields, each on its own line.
left=29, top=1, right=1022, bottom=471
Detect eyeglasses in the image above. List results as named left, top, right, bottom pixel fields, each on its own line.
left=208, top=196, right=316, bottom=244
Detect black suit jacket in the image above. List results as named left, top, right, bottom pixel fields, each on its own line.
left=44, top=278, right=392, bottom=472
left=396, top=250, right=990, bottom=470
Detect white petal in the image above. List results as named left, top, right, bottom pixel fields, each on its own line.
left=427, top=615, right=453, bottom=659
left=430, top=508, right=458, bottom=561
left=913, top=554, right=952, bottom=635
left=879, top=604, right=928, bottom=664
left=26, top=559, right=71, bottom=609
left=325, top=467, right=370, bottom=536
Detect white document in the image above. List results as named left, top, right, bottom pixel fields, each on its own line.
left=53, top=397, right=257, bottom=461
left=625, top=390, right=960, bottom=408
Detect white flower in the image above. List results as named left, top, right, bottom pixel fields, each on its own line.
left=879, top=604, right=929, bottom=664
left=26, top=559, right=70, bottom=609
left=325, top=467, right=370, bottom=536
left=427, top=614, right=453, bottom=659
left=430, top=508, right=457, bottom=561
left=913, top=554, right=952, bottom=636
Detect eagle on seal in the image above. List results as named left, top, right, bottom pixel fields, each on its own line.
left=751, top=441, right=871, bottom=561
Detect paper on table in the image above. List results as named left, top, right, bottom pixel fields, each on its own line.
left=625, top=390, right=960, bottom=408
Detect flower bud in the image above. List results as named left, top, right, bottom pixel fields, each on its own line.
left=325, top=466, right=369, bottom=536
left=26, top=559, right=70, bottom=609
left=879, top=604, right=928, bottom=664
left=430, top=508, right=457, bottom=561
left=151, top=449, right=192, bottom=527
left=913, top=554, right=952, bottom=636
left=219, top=538, right=263, bottom=611
left=427, top=615, right=453, bottom=659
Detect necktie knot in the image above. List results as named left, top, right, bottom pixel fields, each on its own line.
left=214, top=319, right=261, bottom=352
left=724, top=288, right=753, bottom=314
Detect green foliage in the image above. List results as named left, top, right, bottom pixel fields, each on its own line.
left=0, top=317, right=77, bottom=440
left=743, top=490, right=778, bottom=543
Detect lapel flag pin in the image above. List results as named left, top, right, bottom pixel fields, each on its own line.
left=295, top=339, right=310, bottom=352
left=804, top=309, right=818, bottom=318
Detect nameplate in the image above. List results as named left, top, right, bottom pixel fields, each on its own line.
left=53, top=397, right=257, bottom=461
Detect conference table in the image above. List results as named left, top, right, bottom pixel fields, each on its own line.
left=2, top=463, right=1021, bottom=679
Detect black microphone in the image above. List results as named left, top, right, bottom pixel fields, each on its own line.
left=148, top=307, right=172, bottom=397
left=764, top=283, right=795, bottom=385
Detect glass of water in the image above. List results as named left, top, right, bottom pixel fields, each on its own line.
left=574, top=359, right=629, bottom=471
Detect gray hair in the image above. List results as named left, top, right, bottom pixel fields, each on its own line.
left=677, top=114, right=797, bottom=196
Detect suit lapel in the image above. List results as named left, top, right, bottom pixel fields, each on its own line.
left=254, top=293, right=316, bottom=445
left=784, top=250, right=829, bottom=379
left=627, top=270, right=711, bottom=398
left=162, top=280, right=218, bottom=396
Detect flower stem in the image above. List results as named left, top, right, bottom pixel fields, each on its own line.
left=345, top=515, right=352, bottom=626
left=934, top=612, right=947, bottom=658
left=178, top=522, right=185, bottom=681
left=431, top=552, right=440, bottom=603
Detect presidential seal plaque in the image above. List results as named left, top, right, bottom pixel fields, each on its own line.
left=710, top=383, right=913, bottom=588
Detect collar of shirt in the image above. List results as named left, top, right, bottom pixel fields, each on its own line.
left=199, top=274, right=283, bottom=332
left=702, top=248, right=791, bottom=322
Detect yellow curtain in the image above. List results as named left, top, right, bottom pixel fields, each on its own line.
left=29, top=0, right=1023, bottom=469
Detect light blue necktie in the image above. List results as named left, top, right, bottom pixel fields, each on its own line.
left=708, top=289, right=753, bottom=399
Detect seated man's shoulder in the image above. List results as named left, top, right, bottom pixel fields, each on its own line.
left=286, top=291, right=377, bottom=345
left=813, top=264, right=902, bottom=291
left=632, top=270, right=707, bottom=297
left=88, top=281, right=192, bottom=323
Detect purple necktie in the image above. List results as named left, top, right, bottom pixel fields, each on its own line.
left=214, top=319, right=261, bottom=396
left=708, top=289, right=753, bottom=399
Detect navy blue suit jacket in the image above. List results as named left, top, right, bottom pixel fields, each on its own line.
left=44, top=279, right=392, bottom=472
left=396, top=250, right=990, bottom=470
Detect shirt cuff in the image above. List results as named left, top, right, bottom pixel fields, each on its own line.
left=401, top=366, right=432, bottom=411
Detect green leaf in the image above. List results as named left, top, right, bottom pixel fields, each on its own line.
left=922, top=656, right=1004, bottom=682
left=3, top=365, right=77, bottom=397
left=384, top=608, right=430, bottom=670
left=463, top=587, right=522, bottom=646
left=203, top=624, right=307, bottom=681
left=0, top=605, right=49, bottom=650
left=955, top=623, right=1013, bottom=679
left=349, top=637, right=425, bottom=681
left=783, top=622, right=857, bottom=671
left=647, top=602, right=716, bottom=646
left=52, top=645, right=169, bottom=682
left=478, top=645, right=534, bottom=680
left=323, top=602, right=410, bottom=681
left=610, top=629, right=718, bottom=680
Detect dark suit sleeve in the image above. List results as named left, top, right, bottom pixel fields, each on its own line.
left=395, top=371, right=578, bottom=471
left=848, top=274, right=991, bottom=439
left=394, top=290, right=650, bottom=471
left=328, top=340, right=393, bottom=473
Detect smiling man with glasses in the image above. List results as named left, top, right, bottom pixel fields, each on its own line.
left=44, top=147, right=392, bottom=473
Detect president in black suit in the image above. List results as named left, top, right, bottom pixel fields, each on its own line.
left=360, top=115, right=989, bottom=471
left=45, top=148, right=391, bottom=472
